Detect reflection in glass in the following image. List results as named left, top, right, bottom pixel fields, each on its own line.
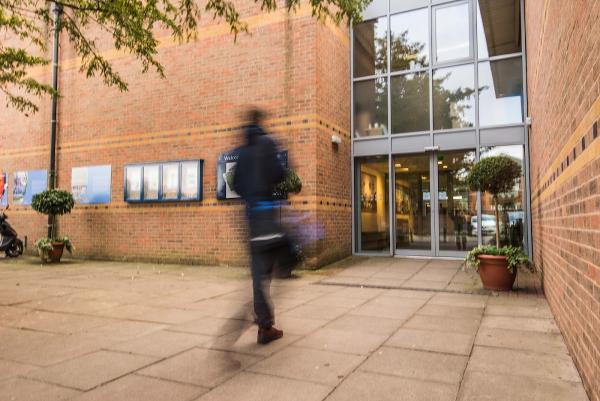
left=181, top=161, right=199, bottom=199
left=390, top=8, right=429, bottom=71
left=477, top=0, right=521, bottom=58
left=479, top=58, right=523, bottom=126
left=353, top=17, right=388, bottom=78
left=391, top=72, right=429, bottom=134
left=162, top=163, right=179, bottom=199
left=435, top=3, right=471, bottom=63
left=358, top=156, right=389, bottom=252
left=126, top=166, right=142, bottom=201
left=480, top=145, right=525, bottom=248
left=143, top=165, right=159, bottom=200
left=433, top=64, right=475, bottom=130
left=394, top=154, right=431, bottom=250
left=354, top=78, right=388, bottom=137
left=437, top=150, right=478, bottom=252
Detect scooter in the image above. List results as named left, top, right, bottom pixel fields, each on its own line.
left=0, top=205, right=24, bottom=257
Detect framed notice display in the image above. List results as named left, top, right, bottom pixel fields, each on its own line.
left=0, top=173, right=7, bottom=207
left=13, top=170, right=47, bottom=206
left=143, top=165, right=160, bottom=201
left=217, top=150, right=288, bottom=200
left=71, top=165, right=112, bottom=204
left=124, top=160, right=203, bottom=203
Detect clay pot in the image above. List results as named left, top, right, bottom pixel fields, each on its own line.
left=48, top=242, right=65, bottom=263
left=478, top=254, right=516, bottom=291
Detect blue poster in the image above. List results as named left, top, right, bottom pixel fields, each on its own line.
left=0, top=173, right=7, bottom=207
left=13, top=170, right=47, bottom=206
left=72, top=165, right=112, bottom=204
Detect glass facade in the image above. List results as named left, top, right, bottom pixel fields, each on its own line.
left=352, top=0, right=529, bottom=256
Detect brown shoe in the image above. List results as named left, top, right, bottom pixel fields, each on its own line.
left=257, top=326, right=283, bottom=345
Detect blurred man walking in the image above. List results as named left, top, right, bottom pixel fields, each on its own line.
left=233, top=108, right=285, bottom=345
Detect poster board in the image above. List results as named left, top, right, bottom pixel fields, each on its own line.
left=13, top=170, right=47, bottom=206
left=216, top=150, right=288, bottom=200
left=124, top=160, right=202, bottom=202
left=72, top=165, right=112, bottom=204
left=0, top=173, right=7, bottom=207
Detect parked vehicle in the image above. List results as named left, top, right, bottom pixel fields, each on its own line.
left=470, top=214, right=496, bottom=236
left=0, top=206, right=24, bottom=257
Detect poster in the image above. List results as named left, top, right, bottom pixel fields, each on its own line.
left=143, top=164, right=159, bottom=200
left=360, top=172, right=377, bottom=212
left=162, top=163, right=179, bottom=199
left=217, top=150, right=288, bottom=200
left=125, top=166, right=142, bottom=201
left=13, top=170, right=47, bottom=206
left=181, top=161, right=199, bottom=199
left=71, top=165, right=112, bottom=204
left=0, top=173, right=7, bottom=207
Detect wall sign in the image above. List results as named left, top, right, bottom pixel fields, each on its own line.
left=124, top=160, right=203, bottom=202
left=72, top=165, right=112, bottom=204
left=0, top=173, right=7, bottom=207
left=217, top=150, right=288, bottom=200
left=13, top=170, right=47, bottom=206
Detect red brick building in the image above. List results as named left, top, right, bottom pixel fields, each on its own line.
left=0, top=1, right=598, bottom=399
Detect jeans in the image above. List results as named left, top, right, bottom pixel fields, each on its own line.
left=250, top=243, right=275, bottom=329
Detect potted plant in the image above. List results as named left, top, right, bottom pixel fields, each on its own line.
left=275, top=168, right=302, bottom=197
left=31, top=189, right=75, bottom=263
left=465, top=155, right=531, bottom=291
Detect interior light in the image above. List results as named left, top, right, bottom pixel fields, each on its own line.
left=395, top=163, right=402, bottom=168
left=443, top=165, right=448, bottom=169
left=399, top=167, right=409, bottom=172
left=437, top=161, right=443, bottom=165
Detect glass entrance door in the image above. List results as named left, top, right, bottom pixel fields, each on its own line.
left=392, top=149, right=478, bottom=256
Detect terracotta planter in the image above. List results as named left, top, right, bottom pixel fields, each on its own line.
left=48, top=242, right=65, bottom=263
left=478, top=254, right=516, bottom=291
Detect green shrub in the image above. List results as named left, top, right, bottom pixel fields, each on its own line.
left=466, top=245, right=532, bottom=273
left=31, top=189, right=74, bottom=216
left=276, top=168, right=302, bottom=196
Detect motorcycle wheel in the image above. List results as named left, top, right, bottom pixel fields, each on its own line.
left=6, top=240, right=23, bottom=258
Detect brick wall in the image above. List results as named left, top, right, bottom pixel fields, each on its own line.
left=526, top=1, right=600, bottom=400
left=0, top=2, right=351, bottom=268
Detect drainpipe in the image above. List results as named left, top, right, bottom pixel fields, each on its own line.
left=48, top=2, right=62, bottom=238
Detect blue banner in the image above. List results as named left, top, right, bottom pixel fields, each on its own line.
left=72, top=165, right=112, bottom=204
left=13, top=170, right=47, bottom=206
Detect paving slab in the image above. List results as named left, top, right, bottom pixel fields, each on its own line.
left=428, top=293, right=488, bottom=308
left=195, top=371, right=332, bottom=401
left=248, top=346, right=364, bottom=385
left=402, top=280, right=450, bottom=290
left=106, top=330, right=213, bottom=357
left=167, top=316, right=244, bottom=336
left=25, top=350, right=157, bottom=390
left=458, top=371, right=590, bottom=401
left=0, top=358, right=37, bottom=381
left=350, top=303, right=420, bottom=320
left=386, top=328, right=474, bottom=356
left=404, top=314, right=481, bottom=335
left=206, top=327, right=300, bottom=357
left=360, top=347, right=468, bottom=384
left=281, top=304, right=351, bottom=321
left=0, top=377, right=82, bottom=401
left=466, top=346, right=582, bottom=383
left=417, top=304, right=484, bottom=320
left=484, top=304, right=554, bottom=318
left=325, top=314, right=404, bottom=336
left=326, top=371, right=458, bottom=401
left=474, top=327, right=568, bottom=355
left=274, top=316, right=328, bottom=336
left=6, top=310, right=115, bottom=334
left=295, top=328, right=388, bottom=355
left=139, top=348, right=259, bottom=388
left=480, top=315, right=560, bottom=333
left=70, top=374, right=207, bottom=401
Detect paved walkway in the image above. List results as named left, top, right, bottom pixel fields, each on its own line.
left=0, top=256, right=589, bottom=401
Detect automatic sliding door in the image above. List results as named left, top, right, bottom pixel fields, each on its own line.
left=394, top=154, right=432, bottom=254
left=356, top=156, right=390, bottom=253
left=436, top=150, right=478, bottom=254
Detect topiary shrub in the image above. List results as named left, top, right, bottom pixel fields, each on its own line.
left=31, top=189, right=75, bottom=216
left=466, top=155, right=521, bottom=248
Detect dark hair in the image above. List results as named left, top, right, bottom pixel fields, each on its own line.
left=247, top=108, right=265, bottom=125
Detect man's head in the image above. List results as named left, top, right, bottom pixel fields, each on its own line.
left=246, top=107, right=266, bottom=126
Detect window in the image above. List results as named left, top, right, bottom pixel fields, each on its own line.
left=477, top=0, right=521, bottom=58
left=353, top=17, right=388, bottom=78
left=391, top=72, right=429, bottom=134
left=433, top=64, right=475, bottom=130
left=354, top=78, right=388, bottom=137
left=480, top=145, right=525, bottom=248
left=478, top=57, right=523, bottom=126
left=435, top=2, right=471, bottom=63
left=357, top=156, right=390, bottom=252
left=390, top=8, right=429, bottom=71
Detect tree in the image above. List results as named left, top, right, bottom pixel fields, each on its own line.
left=466, top=155, right=522, bottom=248
left=1, top=0, right=370, bottom=115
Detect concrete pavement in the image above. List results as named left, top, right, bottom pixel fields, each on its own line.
left=0, top=256, right=589, bottom=401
